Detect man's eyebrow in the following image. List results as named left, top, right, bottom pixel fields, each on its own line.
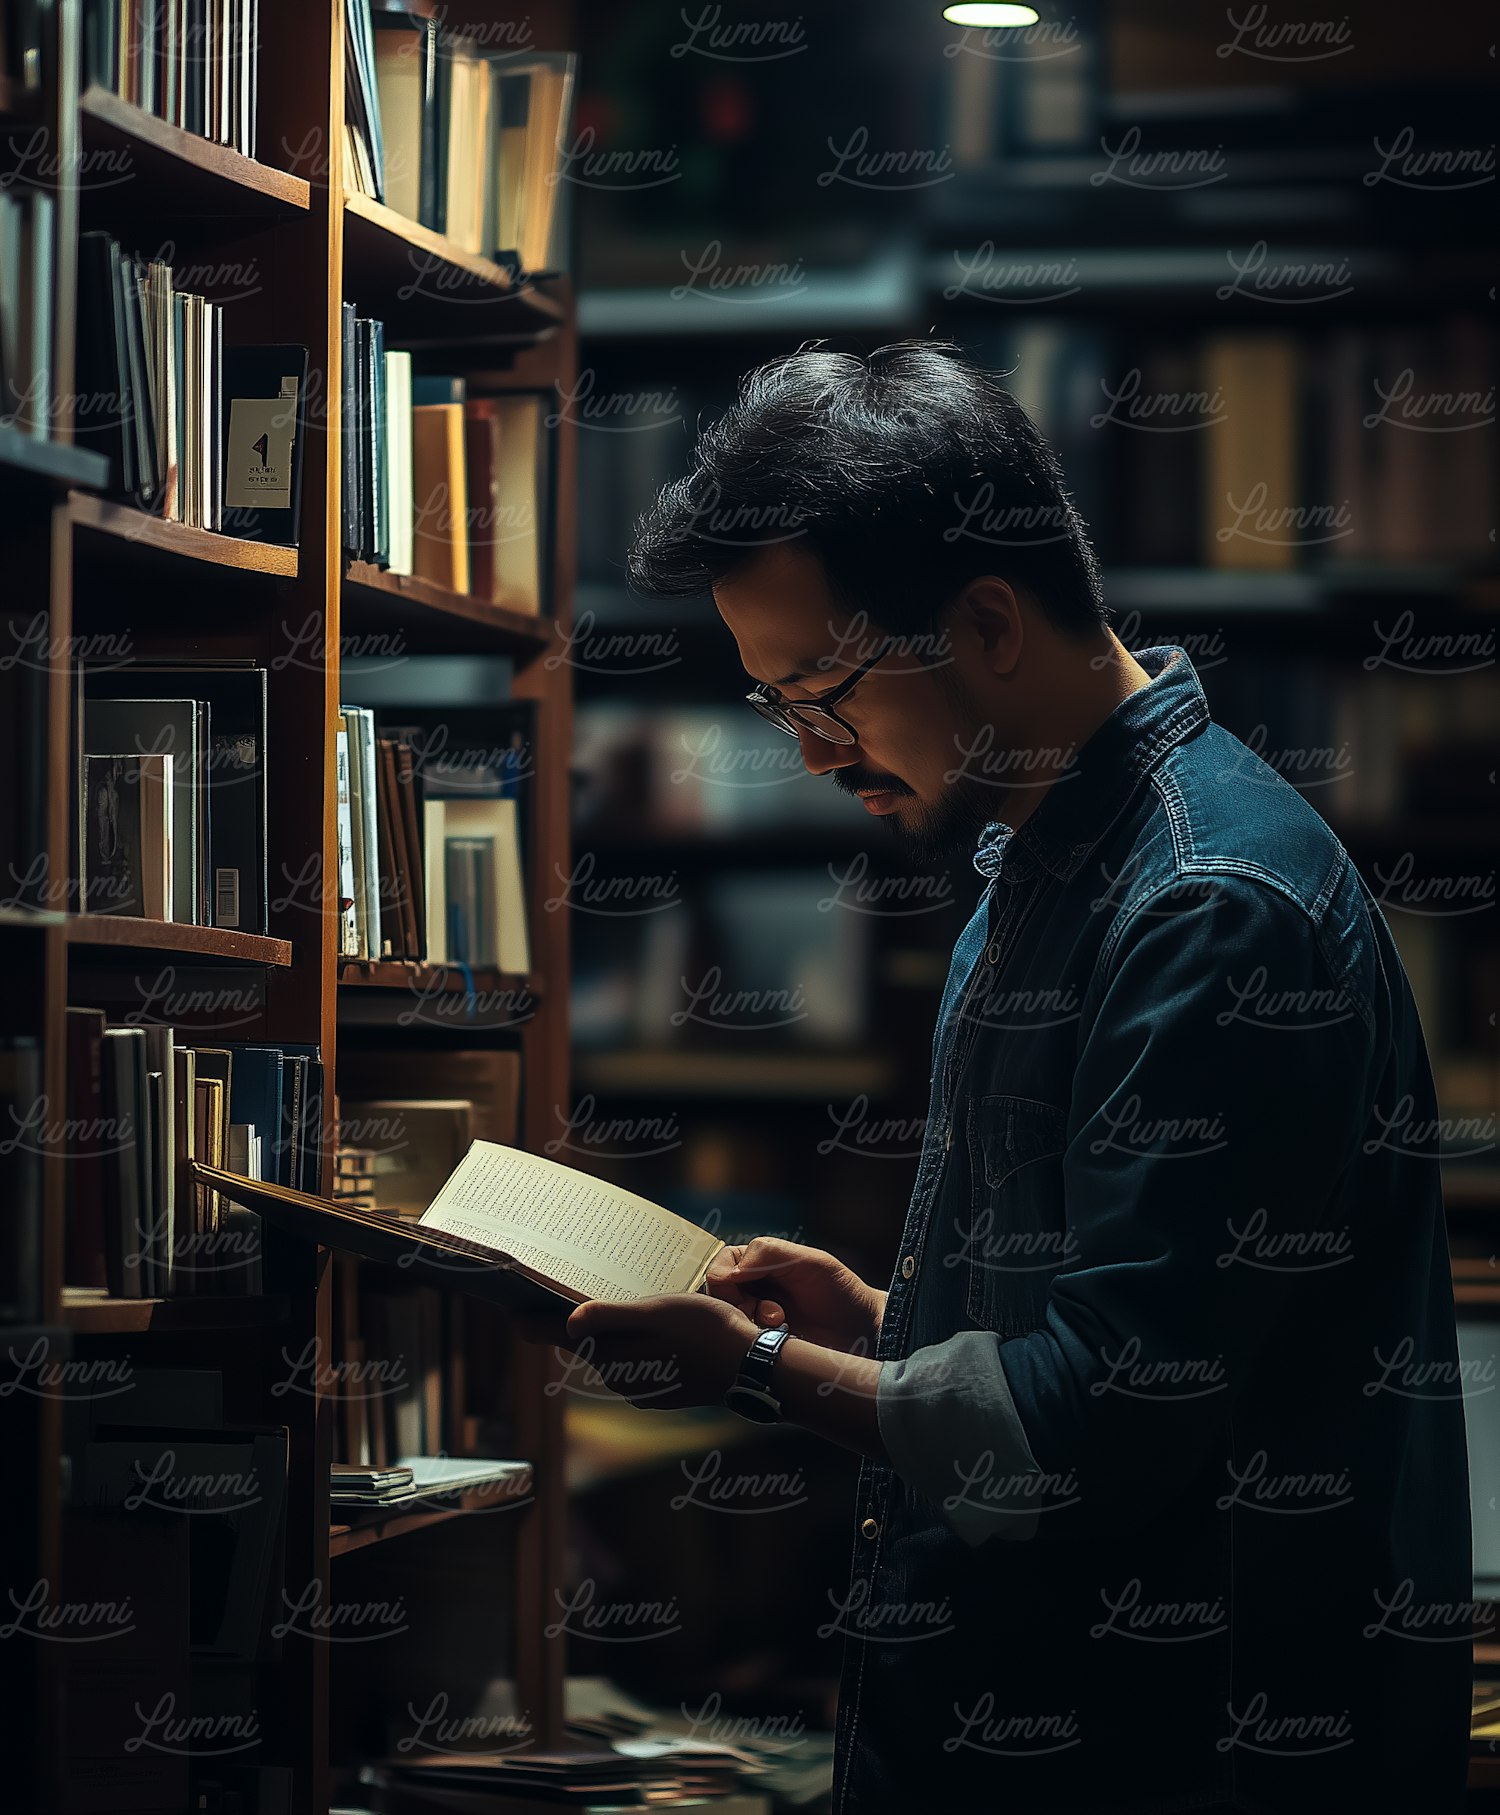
left=746, top=660, right=830, bottom=689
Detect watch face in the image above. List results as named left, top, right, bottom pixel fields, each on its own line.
left=725, top=1384, right=781, bottom=1424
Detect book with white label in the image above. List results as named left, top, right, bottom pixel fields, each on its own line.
left=192, top=1139, right=723, bottom=1311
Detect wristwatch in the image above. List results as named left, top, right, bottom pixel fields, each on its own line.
left=724, top=1325, right=792, bottom=1424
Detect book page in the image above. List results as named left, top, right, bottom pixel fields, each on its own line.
left=419, top=1141, right=722, bottom=1302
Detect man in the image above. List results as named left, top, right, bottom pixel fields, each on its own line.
left=562, top=341, right=1472, bottom=1812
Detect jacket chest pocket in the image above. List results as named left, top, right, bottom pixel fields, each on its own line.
left=963, top=1095, right=1071, bottom=1337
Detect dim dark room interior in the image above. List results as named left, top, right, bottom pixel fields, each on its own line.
left=0, top=1, right=1495, bottom=1811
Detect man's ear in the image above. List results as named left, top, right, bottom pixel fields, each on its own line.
left=952, top=576, right=1023, bottom=678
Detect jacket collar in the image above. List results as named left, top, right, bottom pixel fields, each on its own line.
left=972, top=646, right=1210, bottom=883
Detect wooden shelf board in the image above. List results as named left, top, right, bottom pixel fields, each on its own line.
left=68, top=916, right=293, bottom=966
left=344, top=560, right=552, bottom=655
left=566, top=1398, right=804, bottom=1493
left=343, top=190, right=565, bottom=336
left=580, top=826, right=881, bottom=863
left=0, top=425, right=110, bottom=491
left=329, top=1477, right=534, bottom=1557
left=338, top=958, right=542, bottom=998
left=575, top=568, right=1499, bottom=634
left=62, top=1290, right=290, bottom=1333
left=79, top=85, right=310, bottom=214
left=0, top=907, right=65, bottom=930
left=69, top=492, right=298, bottom=575
left=574, top=1049, right=896, bottom=1100
left=1446, top=1172, right=1500, bottom=1210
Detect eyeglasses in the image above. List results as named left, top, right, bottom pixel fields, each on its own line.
left=744, top=637, right=896, bottom=746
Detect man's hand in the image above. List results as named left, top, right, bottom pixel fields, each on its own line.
left=561, top=1292, right=759, bottom=1409
left=705, top=1238, right=885, bottom=1355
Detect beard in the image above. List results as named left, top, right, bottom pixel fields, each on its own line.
left=829, top=679, right=1004, bottom=863
left=830, top=770, right=996, bottom=861
left=881, top=774, right=997, bottom=862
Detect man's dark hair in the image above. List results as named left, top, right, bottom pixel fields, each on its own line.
left=627, top=338, right=1106, bottom=638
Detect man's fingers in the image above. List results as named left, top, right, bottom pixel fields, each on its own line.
left=706, top=1244, right=750, bottom=1285
left=729, top=1237, right=809, bottom=1282
left=754, top=1299, right=787, bottom=1328
left=703, top=1276, right=760, bottom=1317
left=566, top=1297, right=666, bottom=1341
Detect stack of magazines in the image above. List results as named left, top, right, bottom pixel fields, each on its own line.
left=362, top=1753, right=772, bottom=1810
left=330, top=1456, right=532, bottom=1509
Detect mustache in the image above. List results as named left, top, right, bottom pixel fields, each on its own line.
left=832, top=769, right=912, bottom=798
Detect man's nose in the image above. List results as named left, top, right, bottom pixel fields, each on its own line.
left=795, top=723, right=861, bottom=776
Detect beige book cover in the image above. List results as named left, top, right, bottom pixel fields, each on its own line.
left=411, top=403, right=470, bottom=592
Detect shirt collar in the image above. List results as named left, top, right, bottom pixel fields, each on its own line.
left=972, top=646, right=1210, bottom=883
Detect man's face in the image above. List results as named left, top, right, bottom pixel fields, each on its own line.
left=713, top=543, right=1001, bottom=861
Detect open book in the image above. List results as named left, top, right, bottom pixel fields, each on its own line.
left=192, top=1141, right=724, bottom=1312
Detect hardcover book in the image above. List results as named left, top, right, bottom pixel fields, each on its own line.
left=221, top=344, right=309, bottom=546
left=83, top=754, right=171, bottom=918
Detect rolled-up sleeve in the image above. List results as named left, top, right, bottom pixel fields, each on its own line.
left=875, top=868, right=1371, bottom=1546
left=878, top=1330, right=1046, bottom=1545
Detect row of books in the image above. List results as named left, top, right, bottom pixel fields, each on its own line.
left=76, top=664, right=268, bottom=932
left=575, top=701, right=857, bottom=835
left=577, top=322, right=1494, bottom=586
left=986, top=320, right=1496, bottom=571
left=945, top=18, right=1487, bottom=168
left=348, top=1, right=575, bottom=273
left=76, top=230, right=309, bottom=539
left=573, top=869, right=872, bottom=1053
left=327, top=1047, right=521, bottom=1467
left=340, top=321, right=551, bottom=609
left=64, top=1369, right=288, bottom=1810
left=1129, top=658, right=1496, bottom=836
left=0, top=185, right=53, bottom=439
left=336, top=708, right=531, bottom=970
left=64, top=1016, right=324, bottom=1299
left=333, top=1271, right=462, bottom=1467
left=575, top=647, right=1497, bottom=850
left=82, top=0, right=262, bottom=158
left=334, top=1050, right=521, bottom=1219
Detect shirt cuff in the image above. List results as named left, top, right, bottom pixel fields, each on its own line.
left=876, top=1330, right=1045, bottom=1546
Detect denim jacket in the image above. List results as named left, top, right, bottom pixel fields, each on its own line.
left=830, top=647, right=1471, bottom=1814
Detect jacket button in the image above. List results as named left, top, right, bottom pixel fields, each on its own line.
left=901, top=1254, right=915, bottom=1281
left=861, top=1517, right=879, bottom=1541
left=985, top=939, right=1002, bottom=965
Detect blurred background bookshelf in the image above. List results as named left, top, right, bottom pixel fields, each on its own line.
left=560, top=0, right=1499, bottom=1793
left=4, top=0, right=1497, bottom=1809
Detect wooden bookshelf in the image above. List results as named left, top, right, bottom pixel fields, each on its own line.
left=3, top=6, right=578, bottom=1811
